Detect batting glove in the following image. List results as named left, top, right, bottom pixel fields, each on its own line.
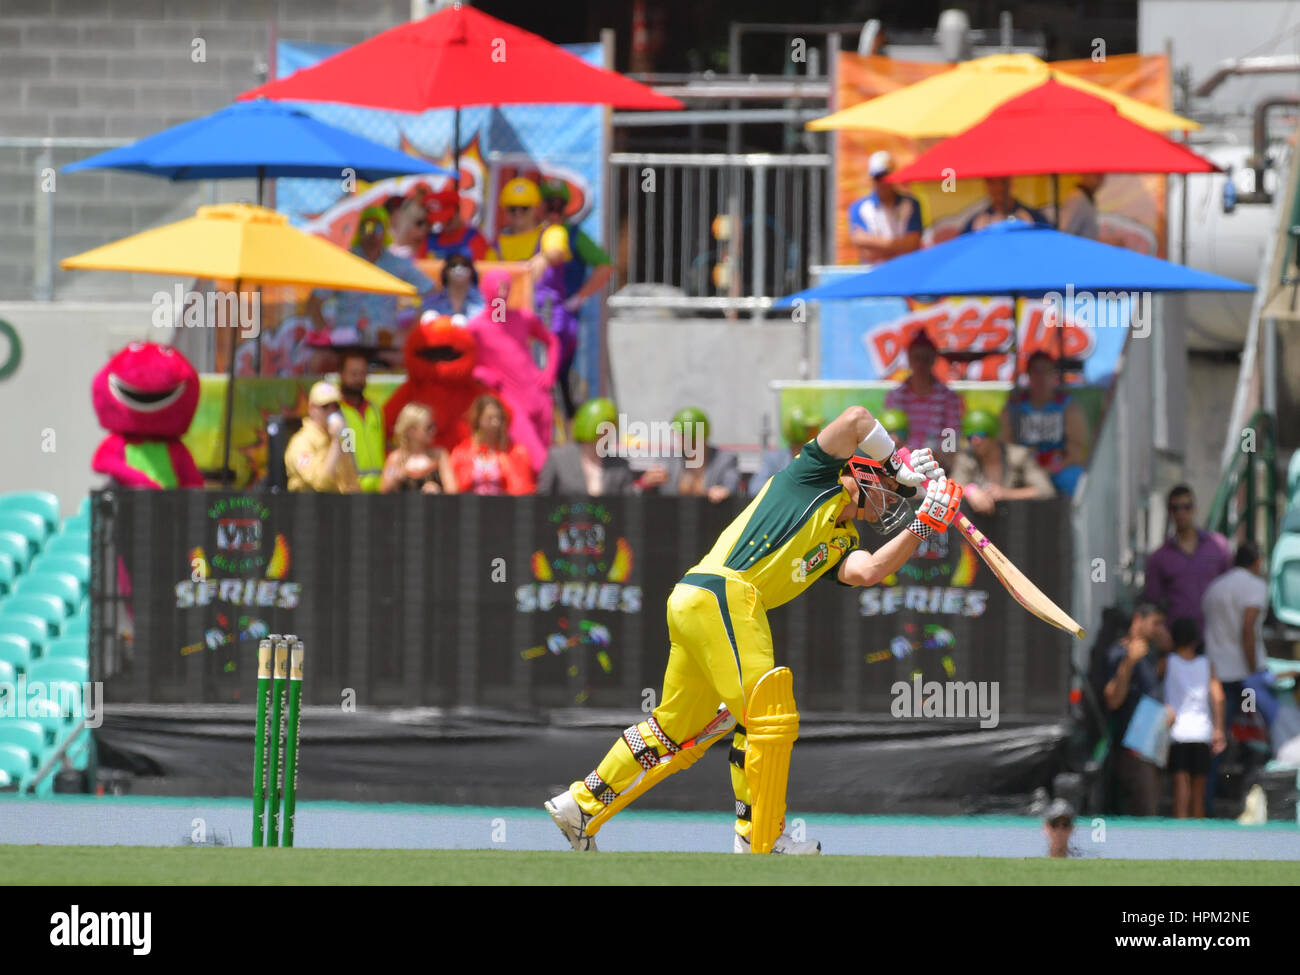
left=882, top=448, right=926, bottom=488
left=915, top=477, right=963, bottom=533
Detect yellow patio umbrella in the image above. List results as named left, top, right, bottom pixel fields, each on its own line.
left=62, top=203, right=418, bottom=483
left=807, top=53, right=1199, bottom=135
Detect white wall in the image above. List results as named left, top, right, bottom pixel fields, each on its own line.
left=0, top=302, right=155, bottom=515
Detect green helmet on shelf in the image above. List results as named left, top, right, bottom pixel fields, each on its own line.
left=671, top=406, right=710, bottom=444
left=878, top=408, right=909, bottom=441
left=783, top=406, right=825, bottom=447
left=574, top=397, right=618, bottom=443
left=963, top=408, right=999, bottom=439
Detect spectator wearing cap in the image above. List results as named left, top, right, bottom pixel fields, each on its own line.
left=533, top=225, right=585, bottom=420
left=847, top=150, right=923, bottom=266
left=653, top=407, right=740, bottom=504
left=749, top=406, right=825, bottom=497
left=1102, top=602, right=1169, bottom=816
left=305, top=206, right=436, bottom=349
left=1059, top=173, right=1105, bottom=240
left=951, top=409, right=1054, bottom=515
left=495, top=178, right=547, bottom=262
left=1000, top=350, right=1089, bottom=497
left=538, top=397, right=655, bottom=496
left=285, top=382, right=360, bottom=493
left=1163, top=616, right=1226, bottom=819
left=883, top=331, right=964, bottom=470
left=425, top=180, right=498, bottom=262
left=336, top=350, right=386, bottom=493
left=539, top=176, right=615, bottom=303
left=961, top=177, right=1046, bottom=234
left=425, top=253, right=485, bottom=320
left=1042, top=798, right=1075, bottom=858
left=1143, top=485, right=1231, bottom=634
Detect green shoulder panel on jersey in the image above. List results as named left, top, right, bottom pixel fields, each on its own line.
left=721, top=440, right=847, bottom=572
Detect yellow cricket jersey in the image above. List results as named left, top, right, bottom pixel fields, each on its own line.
left=496, top=226, right=544, bottom=262
left=686, top=438, right=859, bottom=609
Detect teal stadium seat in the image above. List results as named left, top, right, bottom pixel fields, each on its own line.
left=0, top=492, right=60, bottom=533
left=61, top=513, right=90, bottom=535
left=0, top=633, right=32, bottom=674
left=0, top=743, right=32, bottom=790
left=0, top=720, right=46, bottom=769
left=1288, top=451, right=1300, bottom=501
left=28, top=554, right=90, bottom=594
left=0, top=595, right=66, bottom=635
left=62, top=615, right=88, bottom=638
left=0, top=614, right=51, bottom=656
left=0, top=552, right=14, bottom=595
left=43, top=534, right=89, bottom=558
left=14, top=572, right=81, bottom=615
left=45, top=637, right=88, bottom=662
left=0, top=511, right=48, bottom=552
left=28, top=658, right=89, bottom=686
left=1270, top=532, right=1300, bottom=628
left=76, top=496, right=91, bottom=519
left=23, top=698, right=67, bottom=747
left=0, top=531, right=32, bottom=571
left=0, top=659, right=15, bottom=685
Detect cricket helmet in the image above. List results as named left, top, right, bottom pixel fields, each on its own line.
left=574, top=397, right=618, bottom=443
left=844, top=450, right=913, bottom=533
left=963, top=408, right=999, bottom=439
left=671, top=406, right=710, bottom=444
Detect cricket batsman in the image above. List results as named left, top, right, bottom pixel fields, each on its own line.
left=546, top=405, right=963, bottom=853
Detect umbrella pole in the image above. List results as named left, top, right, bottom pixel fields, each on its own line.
left=453, top=107, right=461, bottom=174
left=221, top=277, right=241, bottom=486
left=1053, top=173, right=1060, bottom=230
left=257, top=167, right=264, bottom=207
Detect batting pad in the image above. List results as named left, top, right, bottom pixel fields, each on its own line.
left=745, top=667, right=799, bottom=854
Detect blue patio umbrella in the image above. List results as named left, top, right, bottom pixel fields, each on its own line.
left=775, top=220, right=1252, bottom=369
left=64, top=98, right=453, bottom=202
left=776, top=220, right=1252, bottom=305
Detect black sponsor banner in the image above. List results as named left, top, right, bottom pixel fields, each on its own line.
left=93, top=492, right=1071, bottom=716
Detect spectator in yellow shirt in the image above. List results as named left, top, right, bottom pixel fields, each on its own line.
left=285, top=381, right=360, bottom=493
left=494, top=178, right=546, bottom=261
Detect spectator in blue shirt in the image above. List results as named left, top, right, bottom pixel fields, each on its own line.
left=424, top=253, right=485, bottom=320
left=847, top=150, right=923, bottom=266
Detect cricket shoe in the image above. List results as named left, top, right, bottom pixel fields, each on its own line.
left=733, top=831, right=822, bottom=854
left=545, top=790, right=599, bottom=852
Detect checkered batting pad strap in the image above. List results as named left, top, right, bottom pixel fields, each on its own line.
left=645, top=715, right=679, bottom=755
left=623, top=724, right=659, bottom=770
left=735, top=801, right=752, bottom=821
left=585, top=771, right=616, bottom=806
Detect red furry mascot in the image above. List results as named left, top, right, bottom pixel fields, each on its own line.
left=92, top=341, right=203, bottom=489
left=382, top=315, right=495, bottom=454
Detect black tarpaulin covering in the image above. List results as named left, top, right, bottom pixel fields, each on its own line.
left=96, top=705, right=1068, bottom=813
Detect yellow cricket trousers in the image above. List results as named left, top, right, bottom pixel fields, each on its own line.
left=570, top=569, right=776, bottom=839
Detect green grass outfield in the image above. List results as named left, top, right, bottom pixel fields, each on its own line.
left=3, top=847, right=1298, bottom=885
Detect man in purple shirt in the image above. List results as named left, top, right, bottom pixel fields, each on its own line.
left=1143, top=485, right=1231, bottom=632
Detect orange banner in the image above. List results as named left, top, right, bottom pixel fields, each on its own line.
left=833, top=53, right=1171, bottom=263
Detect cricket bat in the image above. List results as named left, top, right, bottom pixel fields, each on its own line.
left=954, top=512, right=1086, bottom=638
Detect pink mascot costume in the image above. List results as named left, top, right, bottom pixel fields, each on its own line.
left=468, top=269, right=559, bottom=473
left=92, top=341, right=204, bottom=489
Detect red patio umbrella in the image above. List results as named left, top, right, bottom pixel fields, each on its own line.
left=885, top=78, right=1218, bottom=221
left=886, top=79, right=1217, bottom=182
left=240, top=2, right=682, bottom=163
